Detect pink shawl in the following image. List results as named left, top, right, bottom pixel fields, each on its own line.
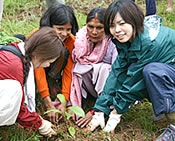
left=70, top=26, right=111, bottom=108
left=72, top=26, right=110, bottom=64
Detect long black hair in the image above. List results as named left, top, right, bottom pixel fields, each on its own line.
left=40, top=4, right=79, bottom=35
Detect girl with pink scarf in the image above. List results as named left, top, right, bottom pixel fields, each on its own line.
left=69, top=7, right=118, bottom=128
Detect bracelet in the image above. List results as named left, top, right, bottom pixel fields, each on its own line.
left=90, top=109, right=95, bottom=115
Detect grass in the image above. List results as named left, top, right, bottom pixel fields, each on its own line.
left=156, top=0, right=175, bottom=29
left=0, top=0, right=175, bottom=140
left=0, top=124, right=41, bottom=141
left=0, top=0, right=45, bottom=36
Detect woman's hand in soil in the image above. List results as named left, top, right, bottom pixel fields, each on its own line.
left=44, top=96, right=59, bottom=123
left=76, top=111, right=93, bottom=128
left=67, top=109, right=76, bottom=121
left=57, top=102, right=66, bottom=121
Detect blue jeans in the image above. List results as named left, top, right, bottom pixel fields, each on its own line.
left=133, top=0, right=156, bottom=16
left=143, top=63, right=175, bottom=116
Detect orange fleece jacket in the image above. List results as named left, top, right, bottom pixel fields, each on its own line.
left=28, top=28, right=75, bottom=101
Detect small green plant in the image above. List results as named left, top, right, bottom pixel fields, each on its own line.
left=44, top=94, right=85, bottom=136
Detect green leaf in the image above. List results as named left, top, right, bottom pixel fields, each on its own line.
left=44, top=109, right=62, bottom=115
left=65, top=111, right=72, bottom=120
left=57, top=94, right=66, bottom=106
left=68, top=126, right=75, bottom=136
left=67, top=106, right=85, bottom=118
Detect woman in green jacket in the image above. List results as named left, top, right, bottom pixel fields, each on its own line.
left=87, top=0, right=175, bottom=140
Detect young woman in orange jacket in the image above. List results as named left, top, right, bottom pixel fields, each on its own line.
left=28, top=4, right=78, bottom=123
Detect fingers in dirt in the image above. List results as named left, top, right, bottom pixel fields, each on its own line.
left=76, top=117, right=91, bottom=128
left=81, top=118, right=92, bottom=128
left=58, top=115, right=63, bottom=122
left=72, top=114, right=76, bottom=121
left=76, top=117, right=83, bottom=125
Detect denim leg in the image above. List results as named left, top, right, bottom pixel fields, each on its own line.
left=143, top=63, right=175, bottom=116
left=133, top=0, right=156, bottom=16
left=145, top=0, right=157, bottom=16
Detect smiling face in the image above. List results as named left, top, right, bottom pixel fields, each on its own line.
left=53, top=22, right=72, bottom=42
left=87, top=18, right=105, bottom=43
left=109, top=13, right=134, bottom=43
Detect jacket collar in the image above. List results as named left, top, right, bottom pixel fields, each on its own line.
left=128, top=36, right=141, bottom=51
left=112, top=28, right=149, bottom=52
left=112, top=36, right=141, bottom=51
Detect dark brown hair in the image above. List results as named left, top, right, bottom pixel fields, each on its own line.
left=40, top=4, right=78, bottom=35
left=104, top=0, right=144, bottom=40
left=86, top=7, right=106, bottom=24
left=23, top=27, right=65, bottom=83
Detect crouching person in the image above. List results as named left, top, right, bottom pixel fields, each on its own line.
left=87, top=0, right=175, bottom=140
left=0, top=27, right=66, bottom=137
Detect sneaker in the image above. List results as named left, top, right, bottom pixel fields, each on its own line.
left=166, top=7, right=173, bottom=12
left=156, top=124, right=175, bottom=141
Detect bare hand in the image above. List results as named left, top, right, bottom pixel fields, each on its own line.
left=44, top=96, right=59, bottom=123
left=67, top=108, right=76, bottom=121
left=57, top=102, right=66, bottom=121
left=46, top=108, right=59, bottom=123
left=76, top=111, right=93, bottom=128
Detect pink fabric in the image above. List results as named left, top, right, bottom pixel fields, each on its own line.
left=52, top=98, right=61, bottom=109
left=70, top=26, right=111, bottom=108
left=70, top=73, right=82, bottom=107
left=72, top=26, right=110, bottom=64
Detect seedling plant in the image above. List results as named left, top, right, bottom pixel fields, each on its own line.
left=44, top=94, right=85, bottom=136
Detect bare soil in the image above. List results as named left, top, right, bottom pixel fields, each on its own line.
left=35, top=95, right=169, bottom=141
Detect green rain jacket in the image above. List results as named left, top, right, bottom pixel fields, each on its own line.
left=94, top=26, right=175, bottom=115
